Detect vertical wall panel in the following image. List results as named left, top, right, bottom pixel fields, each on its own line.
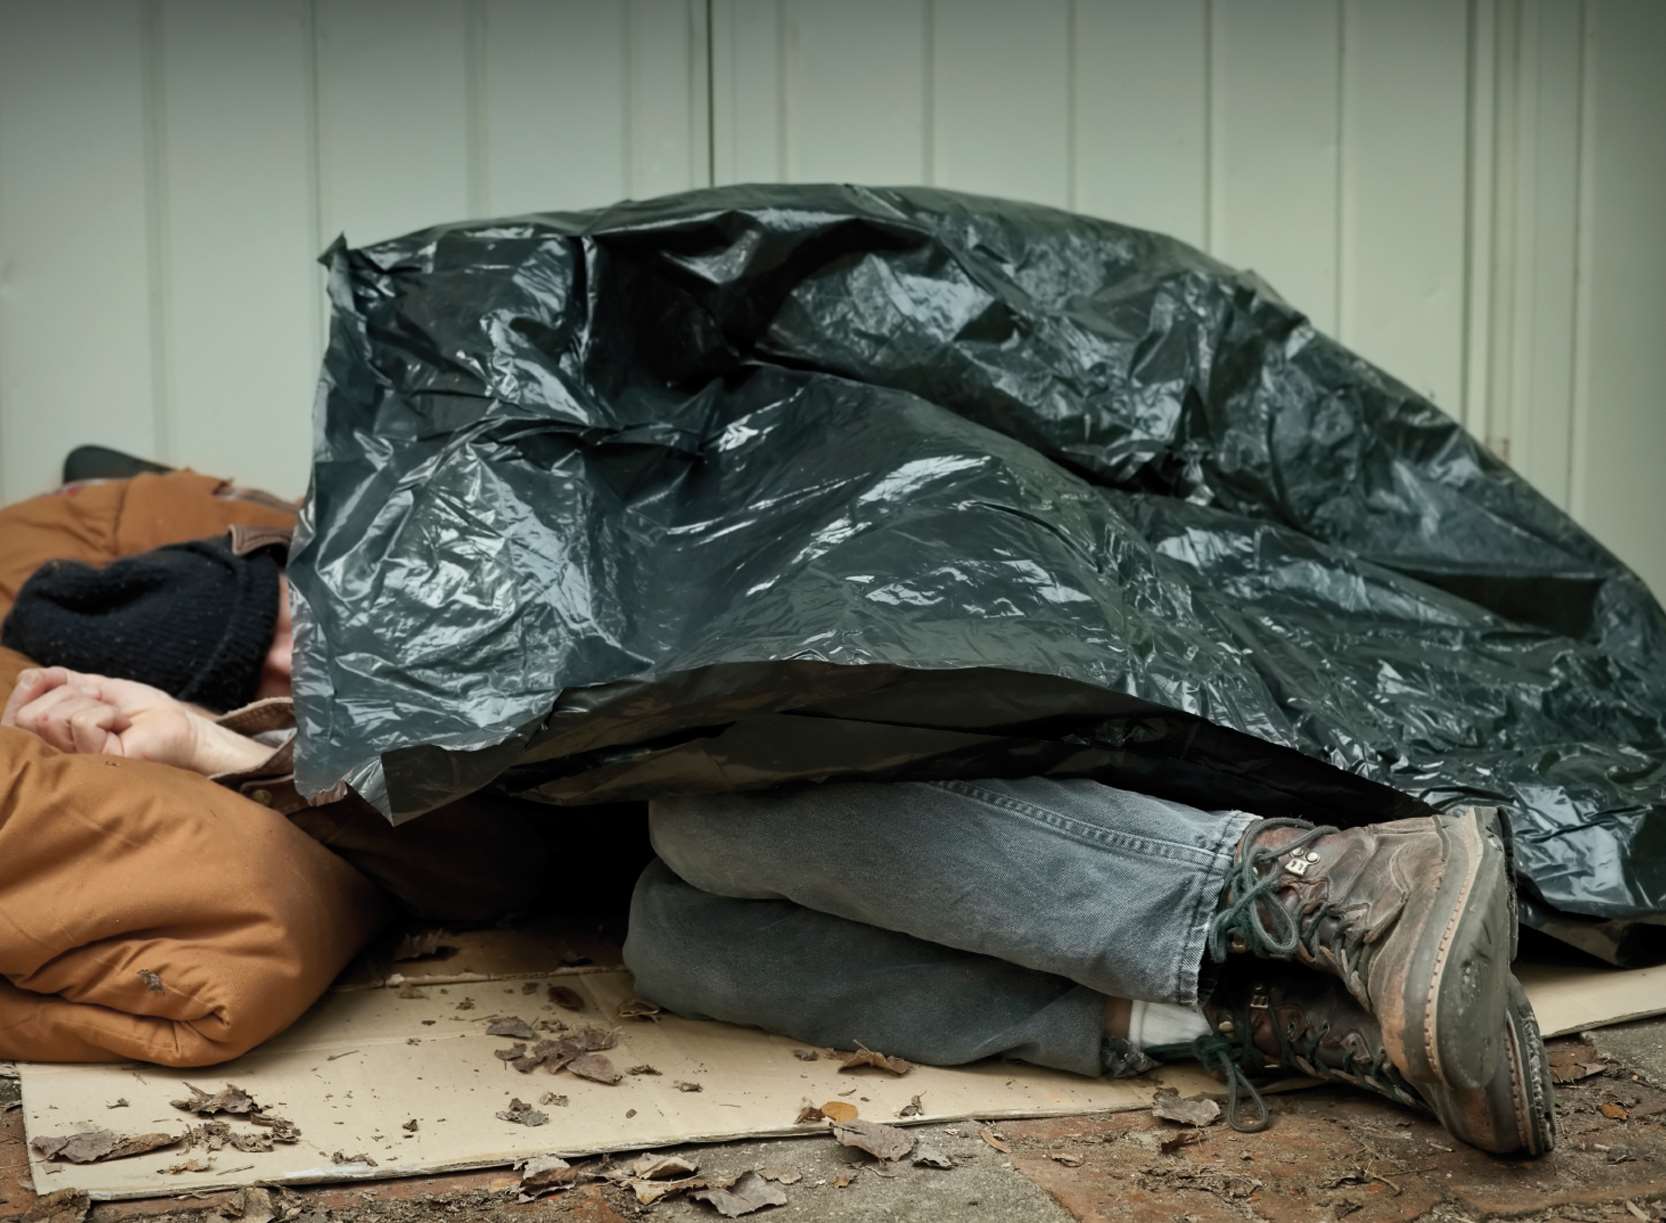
left=931, top=0, right=1072, bottom=207
left=315, top=0, right=472, bottom=246
left=0, top=1, right=157, bottom=501
left=713, top=0, right=929, bottom=187
left=712, top=0, right=785, bottom=183
left=1211, top=0, right=1342, bottom=332
left=626, top=0, right=710, bottom=200
left=1340, top=0, right=1468, bottom=412
left=155, top=0, right=318, bottom=494
left=1571, top=0, right=1666, bottom=595
left=1072, top=0, right=1207, bottom=246
left=1505, top=0, right=1584, bottom=506
left=480, top=0, right=631, bottom=215
left=785, top=0, right=928, bottom=183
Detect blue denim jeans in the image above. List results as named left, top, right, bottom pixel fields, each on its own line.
left=624, top=778, right=1256, bottom=1077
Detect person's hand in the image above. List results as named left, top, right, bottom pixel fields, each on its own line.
left=0, top=668, right=272, bottom=774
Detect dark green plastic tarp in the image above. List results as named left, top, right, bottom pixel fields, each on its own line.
left=290, top=185, right=1666, bottom=964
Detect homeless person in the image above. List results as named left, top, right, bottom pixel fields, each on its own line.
left=1, top=531, right=1554, bottom=1155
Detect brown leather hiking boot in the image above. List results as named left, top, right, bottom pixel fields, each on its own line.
left=1197, top=966, right=1556, bottom=1156
left=1209, top=806, right=1516, bottom=1091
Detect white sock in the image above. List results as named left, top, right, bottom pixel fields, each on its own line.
left=1128, top=999, right=1211, bottom=1052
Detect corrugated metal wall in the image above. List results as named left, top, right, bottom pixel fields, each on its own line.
left=2, top=0, right=1662, bottom=593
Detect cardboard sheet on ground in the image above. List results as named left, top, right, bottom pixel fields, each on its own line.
left=19, top=966, right=1221, bottom=1201
left=20, top=938, right=1665, bottom=1202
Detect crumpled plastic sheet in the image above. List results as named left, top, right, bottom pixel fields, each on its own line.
left=290, top=184, right=1666, bottom=964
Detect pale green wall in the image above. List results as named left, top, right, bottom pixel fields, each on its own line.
left=2, top=0, right=1662, bottom=592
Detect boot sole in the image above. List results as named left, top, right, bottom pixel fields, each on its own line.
left=1398, top=806, right=1515, bottom=1091
left=1427, top=976, right=1558, bottom=1156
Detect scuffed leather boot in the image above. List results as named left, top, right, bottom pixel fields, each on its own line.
left=1195, top=966, right=1555, bottom=1157
left=1209, top=806, right=1516, bottom=1091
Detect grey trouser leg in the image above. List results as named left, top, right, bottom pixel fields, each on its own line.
left=625, top=859, right=1128, bottom=1077
left=646, top=778, right=1255, bottom=1006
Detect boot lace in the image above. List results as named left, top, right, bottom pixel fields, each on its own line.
left=1192, top=1032, right=1271, bottom=1133
left=1208, top=818, right=1338, bottom=961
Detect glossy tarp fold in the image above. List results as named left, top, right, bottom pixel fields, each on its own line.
left=290, top=185, right=1666, bottom=963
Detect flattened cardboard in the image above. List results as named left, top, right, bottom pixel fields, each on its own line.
left=22, top=942, right=1665, bottom=1201
left=20, top=968, right=1221, bottom=1201
left=1517, top=959, right=1666, bottom=1038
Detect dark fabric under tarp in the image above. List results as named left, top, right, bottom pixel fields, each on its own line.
left=289, top=185, right=1666, bottom=964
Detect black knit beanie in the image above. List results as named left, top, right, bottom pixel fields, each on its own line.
left=0, top=537, right=281, bottom=712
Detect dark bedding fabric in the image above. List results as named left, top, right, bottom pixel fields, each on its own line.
left=290, top=184, right=1666, bottom=962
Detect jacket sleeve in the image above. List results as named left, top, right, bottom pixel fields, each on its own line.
left=209, top=697, right=346, bottom=813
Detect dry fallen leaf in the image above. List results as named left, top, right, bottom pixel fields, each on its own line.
left=547, top=985, right=586, bottom=1011
left=403, top=1119, right=420, bottom=1133
left=631, top=1176, right=707, bottom=1206
left=331, top=1150, right=378, bottom=1166
left=248, top=1113, right=301, bottom=1143
left=795, top=1105, right=826, bottom=1124
left=629, top=1064, right=661, bottom=1076
left=1152, top=1088, right=1222, bottom=1128
left=913, top=1145, right=954, bottom=1169
left=1601, top=1102, right=1630, bottom=1121
left=162, top=1156, right=213, bottom=1174
left=32, top=1130, right=182, bottom=1164
left=569, top=1053, right=623, bottom=1085
left=979, top=1126, right=1011, bottom=1154
left=494, top=1042, right=528, bottom=1062
left=496, top=1098, right=549, bottom=1127
left=631, top=1154, right=699, bottom=1180
left=793, top=1049, right=819, bottom=1062
left=1547, top=1043, right=1609, bottom=1085
left=832, top=1118, right=915, bottom=1162
left=820, top=1100, right=858, bottom=1123
left=227, top=1186, right=276, bottom=1223
left=574, top=1024, right=619, bottom=1052
left=539, top=1092, right=569, bottom=1107
left=674, top=1080, right=704, bottom=1093
left=832, top=1171, right=857, bottom=1189
left=839, top=1043, right=913, bottom=1076
left=172, top=1083, right=259, bottom=1116
left=1050, top=1153, right=1084, bottom=1167
left=690, top=1170, right=789, bottom=1217
left=899, top=1094, right=924, bottom=1118
left=520, top=1154, right=577, bottom=1194
left=228, top=1131, right=274, bottom=1154
left=757, top=1168, right=802, bottom=1185
left=618, top=997, right=662, bottom=1022
left=486, top=1017, right=538, bottom=1040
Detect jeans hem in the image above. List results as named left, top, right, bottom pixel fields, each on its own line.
left=1172, top=809, right=1259, bottom=1007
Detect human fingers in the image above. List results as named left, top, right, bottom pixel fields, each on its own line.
left=13, top=687, right=125, bottom=754
left=1, top=667, right=77, bottom=727
left=68, top=699, right=127, bottom=756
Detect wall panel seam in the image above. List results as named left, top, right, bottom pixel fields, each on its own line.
left=1334, top=0, right=1349, bottom=343
left=305, top=0, right=326, bottom=360
left=465, top=0, right=489, bottom=218
left=141, top=0, right=171, bottom=465
left=1567, top=0, right=1593, bottom=519
left=1206, top=0, right=1219, bottom=253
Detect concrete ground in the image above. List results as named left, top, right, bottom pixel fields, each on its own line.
left=5, top=1020, right=1666, bottom=1223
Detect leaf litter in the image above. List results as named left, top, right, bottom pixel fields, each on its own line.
left=1152, top=1087, right=1222, bottom=1127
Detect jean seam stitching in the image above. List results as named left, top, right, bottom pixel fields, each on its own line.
left=934, top=780, right=1222, bottom=869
